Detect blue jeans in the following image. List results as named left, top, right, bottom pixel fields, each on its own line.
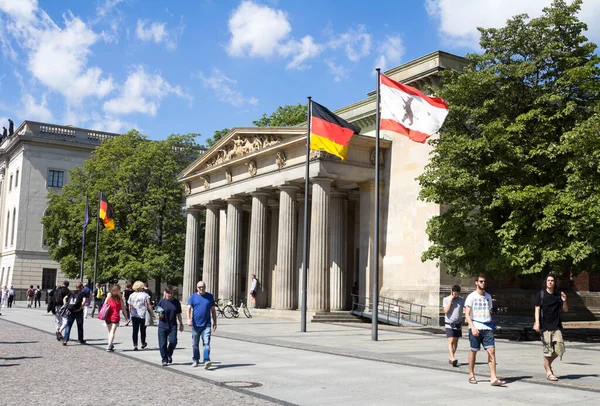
left=64, top=311, right=84, bottom=342
left=191, top=325, right=212, bottom=362
left=157, top=327, right=177, bottom=362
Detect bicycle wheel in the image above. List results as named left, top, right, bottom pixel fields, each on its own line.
left=223, top=305, right=234, bottom=319
left=243, top=306, right=252, bottom=318
left=233, top=308, right=240, bottom=318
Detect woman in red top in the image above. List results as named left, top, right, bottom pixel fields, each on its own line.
left=104, top=284, right=128, bottom=352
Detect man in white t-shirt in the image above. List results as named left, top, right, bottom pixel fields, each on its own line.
left=249, top=274, right=258, bottom=308
left=464, top=273, right=505, bottom=386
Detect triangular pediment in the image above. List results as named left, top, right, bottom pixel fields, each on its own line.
left=179, top=126, right=306, bottom=180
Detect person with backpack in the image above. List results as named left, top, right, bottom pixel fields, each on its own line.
left=53, top=281, right=71, bottom=341
left=34, top=285, right=42, bottom=308
left=61, top=282, right=87, bottom=346
left=533, top=272, right=569, bottom=381
left=91, top=283, right=104, bottom=318
left=7, top=286, right=14, bottom=308
left=26, top=285, right=35, bottom=308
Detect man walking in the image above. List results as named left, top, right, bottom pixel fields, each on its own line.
left=81, top=283, right=91, bottom=319
left=62, top=282, right=87, bottom=345
left=52, top=281, right=71, bottom=341
left=533, top=272, right=568, bottom=381
left=91, top=283, right=104, bottom=318
left=443, top=284, right=464, bottom=367
left=465, top=274, right=505, bottom=386
left=26, top=285, right=35, bottom=308
left=187, top=281, right=217, bottom=369
left=7, top=286, right=14, bottom=308
left=156, top=286, right=183, bottom=366
left=34, top=286, right=42, bottom=308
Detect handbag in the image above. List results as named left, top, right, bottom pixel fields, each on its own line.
left=58, top=304, right=71, bottom=318
left=97, top=303, right=110, bottom=320
left=145, top=308, right=155, bottom=326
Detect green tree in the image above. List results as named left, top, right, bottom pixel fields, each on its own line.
left=205, top=128, right=229, bottom=147
left=252, top=103, right=307, bottom=127
left=418, top=0, right=600, bottom=276
left=42, top=131, right=202, bottom=288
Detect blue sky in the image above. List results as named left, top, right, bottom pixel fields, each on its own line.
left=0, top=0, right=599, bottom=144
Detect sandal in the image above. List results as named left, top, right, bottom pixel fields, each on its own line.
left=469, top=376, right=477, bottom=384
left=490, top=379, right=506, bottom=386
left=546, top=373, right=558, bottom=381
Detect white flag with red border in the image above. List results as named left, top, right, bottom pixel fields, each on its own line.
left=380, top=73, right=449, bottom=143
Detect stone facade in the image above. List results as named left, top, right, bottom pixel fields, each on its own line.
left=0, top=121, right=119, bottom=296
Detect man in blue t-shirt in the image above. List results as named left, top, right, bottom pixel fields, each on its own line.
left=187, top=281, right=217, bottom=369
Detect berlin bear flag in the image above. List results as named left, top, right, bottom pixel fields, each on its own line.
left=379, top=73, right=449, bottom=143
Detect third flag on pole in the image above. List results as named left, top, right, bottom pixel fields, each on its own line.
left=310, top=100, right=361, bottom=161
left=99, top=192, right=114, bottom=231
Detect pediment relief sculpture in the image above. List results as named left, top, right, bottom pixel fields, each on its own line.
left=275, top=151, right=286, bottom=169
left=206, top=135, right=284, bottom=168
left=225, top=170, right=232, bottom=184
left=247, top=160, right=257, bottom=176
left=199, top=175, right=210, bottom=190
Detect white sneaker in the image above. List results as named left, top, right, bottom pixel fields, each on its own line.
left=192, top=361, right=199, bottom=368
left=204, top=361, right=212, bottom=370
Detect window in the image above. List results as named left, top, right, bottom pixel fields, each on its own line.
left=9, top=175, right=12, bottom=191
left=48, top=170, right=64, bottom=188
left=11, top=207, right=16, bottom=245
left=15, top=169, right=19, bottom=187
left=5, top=211, right=9, bottom=247
left=42, top=268, right=57, bottom=290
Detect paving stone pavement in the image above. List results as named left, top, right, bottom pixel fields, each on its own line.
left=2, top=302, right=600, bottom=405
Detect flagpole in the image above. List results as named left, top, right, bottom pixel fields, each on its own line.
left=372, top=68, right=381, bottom=341
left=301, top=96, right=312, bottom=333
left=93, top=191, right=101, bottom=288
left=79, top=196, right=88, bottom=282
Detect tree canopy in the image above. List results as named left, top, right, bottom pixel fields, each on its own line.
left=418, top=0, right=600, bottom=276
left=42, top=131, right=201, bottom=286
left=252, top=103, right=307, bottom=127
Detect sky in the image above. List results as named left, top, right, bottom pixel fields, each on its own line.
left=0, top=0, right=599, bottom=144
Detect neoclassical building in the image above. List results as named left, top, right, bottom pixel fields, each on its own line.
left=179, top=51, right=470, bottom=321
left=0, top=121, right=119, bottom=297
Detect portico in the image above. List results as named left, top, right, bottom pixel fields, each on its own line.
left=179, top=127, right=390, bottom=311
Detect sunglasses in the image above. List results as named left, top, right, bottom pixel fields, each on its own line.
left=477, top=280, right=486, bottom=283
left=197, top=286, right=206, bottom=289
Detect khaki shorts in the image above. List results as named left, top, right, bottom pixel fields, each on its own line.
left=541, top=329, right=565, bottom=358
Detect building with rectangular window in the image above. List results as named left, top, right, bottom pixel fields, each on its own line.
left=0, top=121, right=119, bottom=297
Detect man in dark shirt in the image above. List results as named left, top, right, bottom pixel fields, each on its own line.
left=533, top=272, right=568, bottom=381
left=62, top=282, right=87, bottom=345
left=53, top=281, right=71, bottom=341
left=156, top=286, right=183, bottom=366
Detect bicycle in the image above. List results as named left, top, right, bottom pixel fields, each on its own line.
left=222, top=299, right=252, bottom=319
left=216, top=298, right=228, bottom=318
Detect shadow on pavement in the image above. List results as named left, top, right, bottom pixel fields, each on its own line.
left=0, top=363, right=19, bottom=367
left=504, top=375, right=533, bottom=383
left=214, top=363, right=256, bottom=370
left=0, top=341, right=38, bottom=344
left=0, top=356, right=42, bottom=361
left=559, top=374, right=599, bottom=380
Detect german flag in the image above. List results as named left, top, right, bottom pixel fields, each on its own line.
left=99, top=192, right=114, bottom=231
left=310, top=101, right=361, bottom=161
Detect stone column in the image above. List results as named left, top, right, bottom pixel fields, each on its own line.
left=182, top=208, right=201, bottom=305
left=274, top=185, right=298, bottom=309
left=268, top=203, right=279, bottom=308
left=330, top=191, right=347, bottom=311
left=296, top=194, right=310, bottom=310
left=203, top=203, right=220, bottom=297
left=248, top=191, right=269, bottom=308
left=223, top=198, right=244, bottom=302
left=217, top=208, right=227, bottom=301
left=308, top=178, right=333, bottom=311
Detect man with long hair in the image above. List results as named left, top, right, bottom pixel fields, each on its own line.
left=533, top=272, right=568, bottom=381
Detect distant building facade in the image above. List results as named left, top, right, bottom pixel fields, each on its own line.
left=0, top=121, right=119, bottom=298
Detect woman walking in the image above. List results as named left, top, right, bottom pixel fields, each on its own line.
left=128, top=281, right=153, bottom=350
left=156, top=286, right=183, bottom=366
left=104, top=285, right=128, bottom=352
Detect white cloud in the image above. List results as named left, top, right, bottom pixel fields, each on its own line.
left=89, top=115, right=137, bottom=134
left=374, top=35, right=405, bottom=73
left=103, top=66, right=188, bottom=116
left=426, top=0, right=600, bottom=49
left=227, top=0, right=291, bottom=58
left=19, top=93, right=53, bottom=122
left=324, top=59, right=348, bottom=82
left=136, top=19, right=166, bottom=43
left=328, top=25, right=372, bottom=62
left=279, top=36, right=322, bottom=70
left=196, top=69, right=258, bottom=107
left=0, top=0, right=37, bottom=24
left=96, top=0, right=125, bottom=17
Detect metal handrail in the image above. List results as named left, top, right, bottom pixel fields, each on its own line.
left=351, top=294, right=431, bottom=326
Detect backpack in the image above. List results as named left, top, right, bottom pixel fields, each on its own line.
left=66, top=293, right=79, bottom=310
left=35, top=289, right=41, bottom=299
left=27, top=289, right=34, bottom=297
left=54, top=288, right=65, bottom=305
left=97, top=287, right=104, bottom=299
